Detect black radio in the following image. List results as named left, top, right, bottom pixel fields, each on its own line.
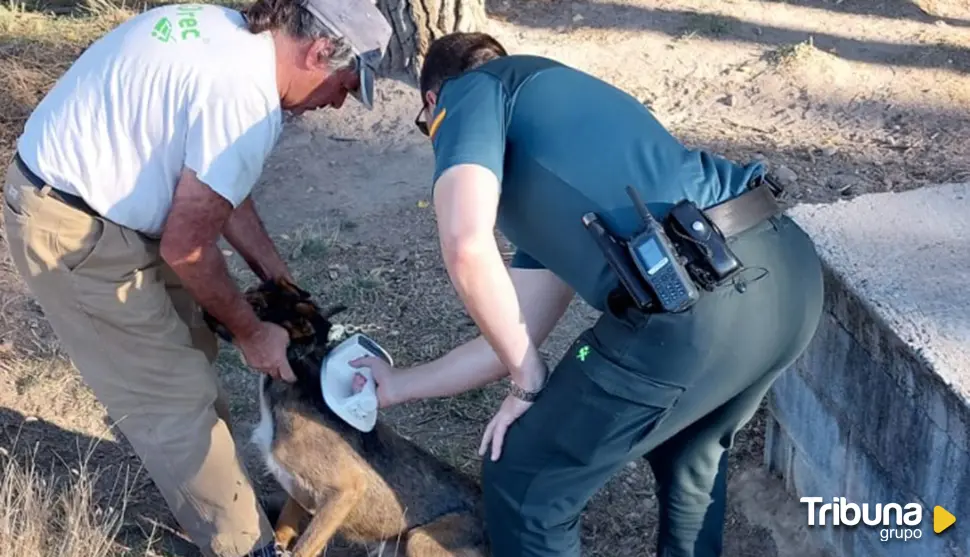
left=623, top=186, right=700, bottom=313
left=582, top=212, right=656, bottom=311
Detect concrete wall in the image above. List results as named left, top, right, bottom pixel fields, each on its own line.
left=764, top=183, right=970, bottom=557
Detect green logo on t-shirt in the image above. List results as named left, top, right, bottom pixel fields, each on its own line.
left=151, top=17, right=173, bottom=42
left=152, top=5, right=205, bottom=44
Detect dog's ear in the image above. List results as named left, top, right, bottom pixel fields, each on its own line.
left=294, top=301, right=319, bottom=317
left=275, top=276, right=312, bottom=300
left=204, top=282, right=273, bottom=341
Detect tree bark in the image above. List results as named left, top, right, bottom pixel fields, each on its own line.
left=376, top=0, right=488, bottom=81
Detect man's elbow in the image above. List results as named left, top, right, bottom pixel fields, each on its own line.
left=441, top=232, right=491, bottom=273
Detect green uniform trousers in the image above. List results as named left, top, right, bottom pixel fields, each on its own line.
left=481, top=213, right=825, bottom=557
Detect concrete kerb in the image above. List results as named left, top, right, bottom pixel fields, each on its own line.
left=764, top=183, right=970, bottom=557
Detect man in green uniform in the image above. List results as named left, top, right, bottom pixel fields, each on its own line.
left=356, top=32, right=824, bottom=557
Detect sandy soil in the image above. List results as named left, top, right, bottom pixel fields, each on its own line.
left=2, top=0, right=968, bottom=555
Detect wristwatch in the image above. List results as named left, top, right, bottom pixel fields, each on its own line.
left=508, top=381, right=542, bottom=402
left=508, top=362, right=549, bottom=402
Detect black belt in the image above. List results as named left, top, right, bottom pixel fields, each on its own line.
left=700, top=174, right=782, bottom=239
left=13, top=152, right=99, bottom=217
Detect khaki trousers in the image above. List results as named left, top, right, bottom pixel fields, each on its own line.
left=2, top=159, right=274, bottom=557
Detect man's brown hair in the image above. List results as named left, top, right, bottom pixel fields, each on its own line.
left=418, top=32, right=508, bottom=99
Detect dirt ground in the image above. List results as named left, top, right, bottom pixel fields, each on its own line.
left=1, top=0, right=968, bottom=555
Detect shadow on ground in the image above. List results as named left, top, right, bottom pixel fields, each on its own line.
left=0, top=407, right=200, bottom=556
left=757, top=0, right=970, bottom=28
left=491, top=0, right=969, bottom=74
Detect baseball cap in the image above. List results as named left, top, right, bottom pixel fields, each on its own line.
left=299, top=0, right=393, bottom=109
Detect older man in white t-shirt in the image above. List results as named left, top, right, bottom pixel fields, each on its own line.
left=2, top=1, right=390, bottom=555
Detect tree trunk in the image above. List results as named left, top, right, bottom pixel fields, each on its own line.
left=376, top=0, right=488, bottom=81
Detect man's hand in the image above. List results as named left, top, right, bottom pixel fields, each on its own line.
left=350, top=356, right=402, bottom=408
left=480, top=394, right=533, bottom=461
left=236, top=321, right=296, bottom=382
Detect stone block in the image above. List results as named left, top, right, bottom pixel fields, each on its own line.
left=764, top=412, right=795, bottom=480
left=791, top=452, right=843, bottom=550
left=844, top=441, right=921, bottom=523
left=840, top=442, right=957, bottom=556
left=917, top=432, right=970, bottom=515
left=765, top=184, right=970, bottom=557
left=791, top=309, right=961, bottom=506
left=768, top=366, right=848, bottom=483
left=850, top=530, right=885, bottom=557
left=787, top=183, right=970, bottom=410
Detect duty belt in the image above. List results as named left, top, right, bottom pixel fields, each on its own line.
left=13, top=152, right=99, bottom=218
left=700, top=174, right=783, bottom=239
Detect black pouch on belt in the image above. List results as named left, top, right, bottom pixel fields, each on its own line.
left=664, top=178, right=783, bottom=290
left=664, top=200, right=744, bottom=290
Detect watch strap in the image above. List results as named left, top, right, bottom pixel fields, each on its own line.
left=508, top=381, right=541, bottom=402
left=508, top=362, right=550, bottom=402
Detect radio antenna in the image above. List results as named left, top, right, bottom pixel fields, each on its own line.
left=626, top=185, right=655, bottom=228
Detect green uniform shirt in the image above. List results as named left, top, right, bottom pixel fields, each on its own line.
left=429, top=55, right=766, bottom=312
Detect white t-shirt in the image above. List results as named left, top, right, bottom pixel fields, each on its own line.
left=16, top=4, right=282, bottom=237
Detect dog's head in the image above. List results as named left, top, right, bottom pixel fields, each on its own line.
left=203, top=278, right=348, bottom=379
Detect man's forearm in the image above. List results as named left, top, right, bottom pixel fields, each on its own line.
left=389, top=266, right=574, bottom=405
left=161, top=240, right=261, bottom=341
left=443, top=238, right=547, bottom=391
left=222, top=197, right=290, bottom=282
left=396, top=336, right=507, bottom=403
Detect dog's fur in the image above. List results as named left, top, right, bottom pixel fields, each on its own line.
left=203, top=278, right=487, bottom=557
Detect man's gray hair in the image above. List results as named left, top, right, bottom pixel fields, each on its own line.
left=290, top=6, right=356, bottom=69
left=244, top=0, right=356, bottom=70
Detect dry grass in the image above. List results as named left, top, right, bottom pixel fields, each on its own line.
left=761, top=37, right=825, bottom=70
left=0, top=426, right=148, bottom=557
left=0, top=0, right=134, bottom=164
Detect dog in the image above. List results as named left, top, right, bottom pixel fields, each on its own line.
left=203, top=278, right=487, bottom=557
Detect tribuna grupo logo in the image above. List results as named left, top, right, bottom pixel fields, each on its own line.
left=801, top=497, right=925, bottom=542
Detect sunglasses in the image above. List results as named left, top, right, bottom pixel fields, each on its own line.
left=414, top=105, right=430, bottom=136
